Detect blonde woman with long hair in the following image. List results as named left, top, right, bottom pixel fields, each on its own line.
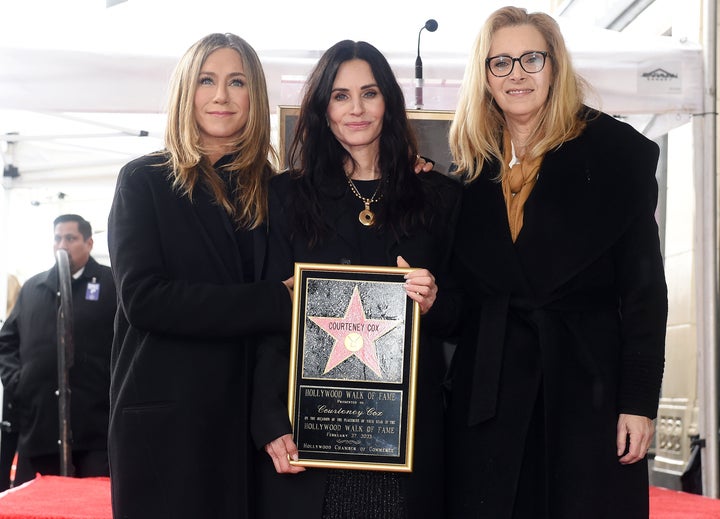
left=107, top=33, right=291, bottom=519
left=444, top=7, right=667, bottom=518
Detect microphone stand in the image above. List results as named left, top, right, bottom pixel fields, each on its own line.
left=415, top=19, right=438, bottom=110
left=415, top=33, right=424, bottom=110
left=55, top=249, right=75, bottom=477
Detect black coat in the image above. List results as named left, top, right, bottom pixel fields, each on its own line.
left=107, top=154, right=291, bottom=519
left=251, top=170, right=461, bottom=519
left=0, top=256, right=116, bottom=457
left=445, top=111, right=668, bottom=519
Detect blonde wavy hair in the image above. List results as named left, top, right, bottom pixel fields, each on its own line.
left=163, top=33, right=277, bottom=229
left=449, top=6, right=588, bottom=182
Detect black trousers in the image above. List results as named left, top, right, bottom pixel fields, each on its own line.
left=0, top=430, right=18, bottom=491
left=14, top=449, right=109, bottom=486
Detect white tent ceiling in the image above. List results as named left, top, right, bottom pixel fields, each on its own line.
left=0, top=0, right=703, bottom=187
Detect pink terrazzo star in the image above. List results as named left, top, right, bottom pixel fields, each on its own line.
left=309, top=285, right=402, bottom=377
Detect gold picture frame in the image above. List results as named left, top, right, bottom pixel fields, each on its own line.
left=288, top=262, right=421, bottom=472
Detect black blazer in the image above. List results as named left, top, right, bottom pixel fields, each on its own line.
left=445, top=111, right=668, bottom=519
left=251, top=170, right=461, bottom=519
left=107, top=153, right=291, bottom=519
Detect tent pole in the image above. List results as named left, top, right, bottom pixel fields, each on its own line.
left=0, top=178, right=9, bottom=323
left=696, top=0, right=718, bottom=498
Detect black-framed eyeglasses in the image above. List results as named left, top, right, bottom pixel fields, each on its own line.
left=485, top=51, right=548, bottom=78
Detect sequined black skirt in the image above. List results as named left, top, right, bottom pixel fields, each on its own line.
left=322, top=470, right=407, bottom=519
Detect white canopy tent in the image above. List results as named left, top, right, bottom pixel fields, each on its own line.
left=0, top=25, right=703, bottom=193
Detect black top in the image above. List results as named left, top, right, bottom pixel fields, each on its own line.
left=251, top=169, right=462, bottom=519
left=107, top=152, right=291, bottom=519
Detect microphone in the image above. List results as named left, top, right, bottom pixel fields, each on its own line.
left=415, top=18, right=438, bottom=110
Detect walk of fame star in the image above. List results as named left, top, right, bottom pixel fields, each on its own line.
left=308, top=285, right=402, bottom=377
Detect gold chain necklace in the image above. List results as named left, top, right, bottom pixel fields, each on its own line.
left=346, top=176, right=383, bottom=226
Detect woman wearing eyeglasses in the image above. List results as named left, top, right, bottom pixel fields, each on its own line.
left=442, top=6, right=667, bottom=519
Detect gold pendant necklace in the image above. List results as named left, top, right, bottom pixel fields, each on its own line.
left=346, top=176, right=383, bottom=226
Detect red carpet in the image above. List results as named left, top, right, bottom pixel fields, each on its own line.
left=650, top=485, right=720, bottom=518
left=0, top=477, right=719, bottom=518
left=0, top=475, right=111, bottom=519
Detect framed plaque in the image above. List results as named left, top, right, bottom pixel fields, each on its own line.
left=288, top=262, right=420, bottom=472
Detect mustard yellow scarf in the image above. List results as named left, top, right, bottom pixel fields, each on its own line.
left=501, top=130, right=543, bottom=242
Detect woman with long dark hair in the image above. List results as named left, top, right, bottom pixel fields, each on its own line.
left=251, top=40, right=461, bottom=519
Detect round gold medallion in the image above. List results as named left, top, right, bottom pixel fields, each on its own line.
left=359, top=209, right=375, bottom=226
left=344, top=332, right=364, bottom=352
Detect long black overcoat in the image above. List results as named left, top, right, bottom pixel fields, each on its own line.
left=0, top=256, right=116, bottom=458
left=445, top=111, right=668, bottom=519
left=251, top=170, right=461, bottom=519
left=107, top=153, right=291, bottom=519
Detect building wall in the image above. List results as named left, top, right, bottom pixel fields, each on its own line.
left=653, top=120, right=699, bottom=489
